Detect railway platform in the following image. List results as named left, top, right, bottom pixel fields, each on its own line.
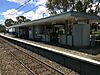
left=0, top=33, right=100, bottom=75
left=0, top=34, right=79, bottom=75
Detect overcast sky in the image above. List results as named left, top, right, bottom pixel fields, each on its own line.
left=0, top=0, right=49, bottom=25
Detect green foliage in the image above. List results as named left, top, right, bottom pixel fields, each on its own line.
left=4, top=16, right=31, bottom=27
left=25, top=19, right=31, bottom=22
left=16, top=16, right=26, bottom=24
left=75, top=1, right=83, bottom=12
left=46, top=0, right=100, bottom=15
left=0, top=24, right=6, bottom=32
left=5, top=19, right=14, bottom=27
left=16, top=16, right=31, bottom=24
left=46, top=0, right=70, bottom=14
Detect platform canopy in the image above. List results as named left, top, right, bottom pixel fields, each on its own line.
left=8, top=11, right=100, bottom=28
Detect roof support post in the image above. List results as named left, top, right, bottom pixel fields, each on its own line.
left=64, top=20, right=68, bottom=35
left=64, top=20, right=68, bottom=44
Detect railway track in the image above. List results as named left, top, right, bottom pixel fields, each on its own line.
left=0, top=39, right=33, bottom=75
left=0, top=37, right=65, bottom=75
left=0, top=35, right=100, bottom=75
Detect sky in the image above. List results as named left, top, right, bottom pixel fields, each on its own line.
left=0, top=0, right=49, bottom=25
left=0, top=0, right=100, bottom=25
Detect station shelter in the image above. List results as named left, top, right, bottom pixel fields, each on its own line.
left=8, top=12, right=100, bottom=47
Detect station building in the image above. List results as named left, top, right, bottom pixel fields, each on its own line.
left=8, top=12, right=100, bottom=47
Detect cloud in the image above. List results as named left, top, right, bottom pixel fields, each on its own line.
left=1, top=4, right=49, bottom=23
left=3, top=0, right=49, bottom=23
left=2, top=9, right=24, bottom=21
left=23, top=6, right=50, bottom=20
left=23, top=11, right=35, bottom=19
left=7, top=0, right=29, bottom=5
left=23, top=0, right=49, bottom=20
left=36, top=6, right=48, bottom=14
left=7, top=0, right=47, bottom=5
left=0, top=19, right=5, bottom=25
left=35, top=0, right=47, bottom=6
left=29, top=0, right=47, bottom=6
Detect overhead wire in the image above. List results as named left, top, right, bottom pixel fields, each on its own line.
left=8, top=0, right=31, bottom=15
left=7, top=1, right=46, bottom=19
left=16, top=0, right=32, bottom=11
left=16, top=0, right=31, bottom=10
left=22, top=3, right=45, bottom=14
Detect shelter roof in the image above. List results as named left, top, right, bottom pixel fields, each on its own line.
left=9, top=11, right=100, bottom=28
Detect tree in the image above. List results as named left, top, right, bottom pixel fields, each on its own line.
left=0, top=24, right=6, bottom=32
left=16, top=16, right=26, bottom=24
left=25, top=19, right=31, bottom=22
left=94, top=0, right=100, bottom=15
left=4, top=16, right=31, bottom=27
left=82, top=0, right=92, bottom=12
left=46, top=0, right=99, bottom=15
left=5, top=19, right=14, bottom=27
left=16, top=16, right=31, bottom=24
left=75, top=1, right=83, bottom=12
left=46, top=0, right=78, bottom=14
left=67, top=0, right=75, bottom=11
left=14, top=21, right=18, bottom=25
left=46, top=0, right=69, bottom=14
